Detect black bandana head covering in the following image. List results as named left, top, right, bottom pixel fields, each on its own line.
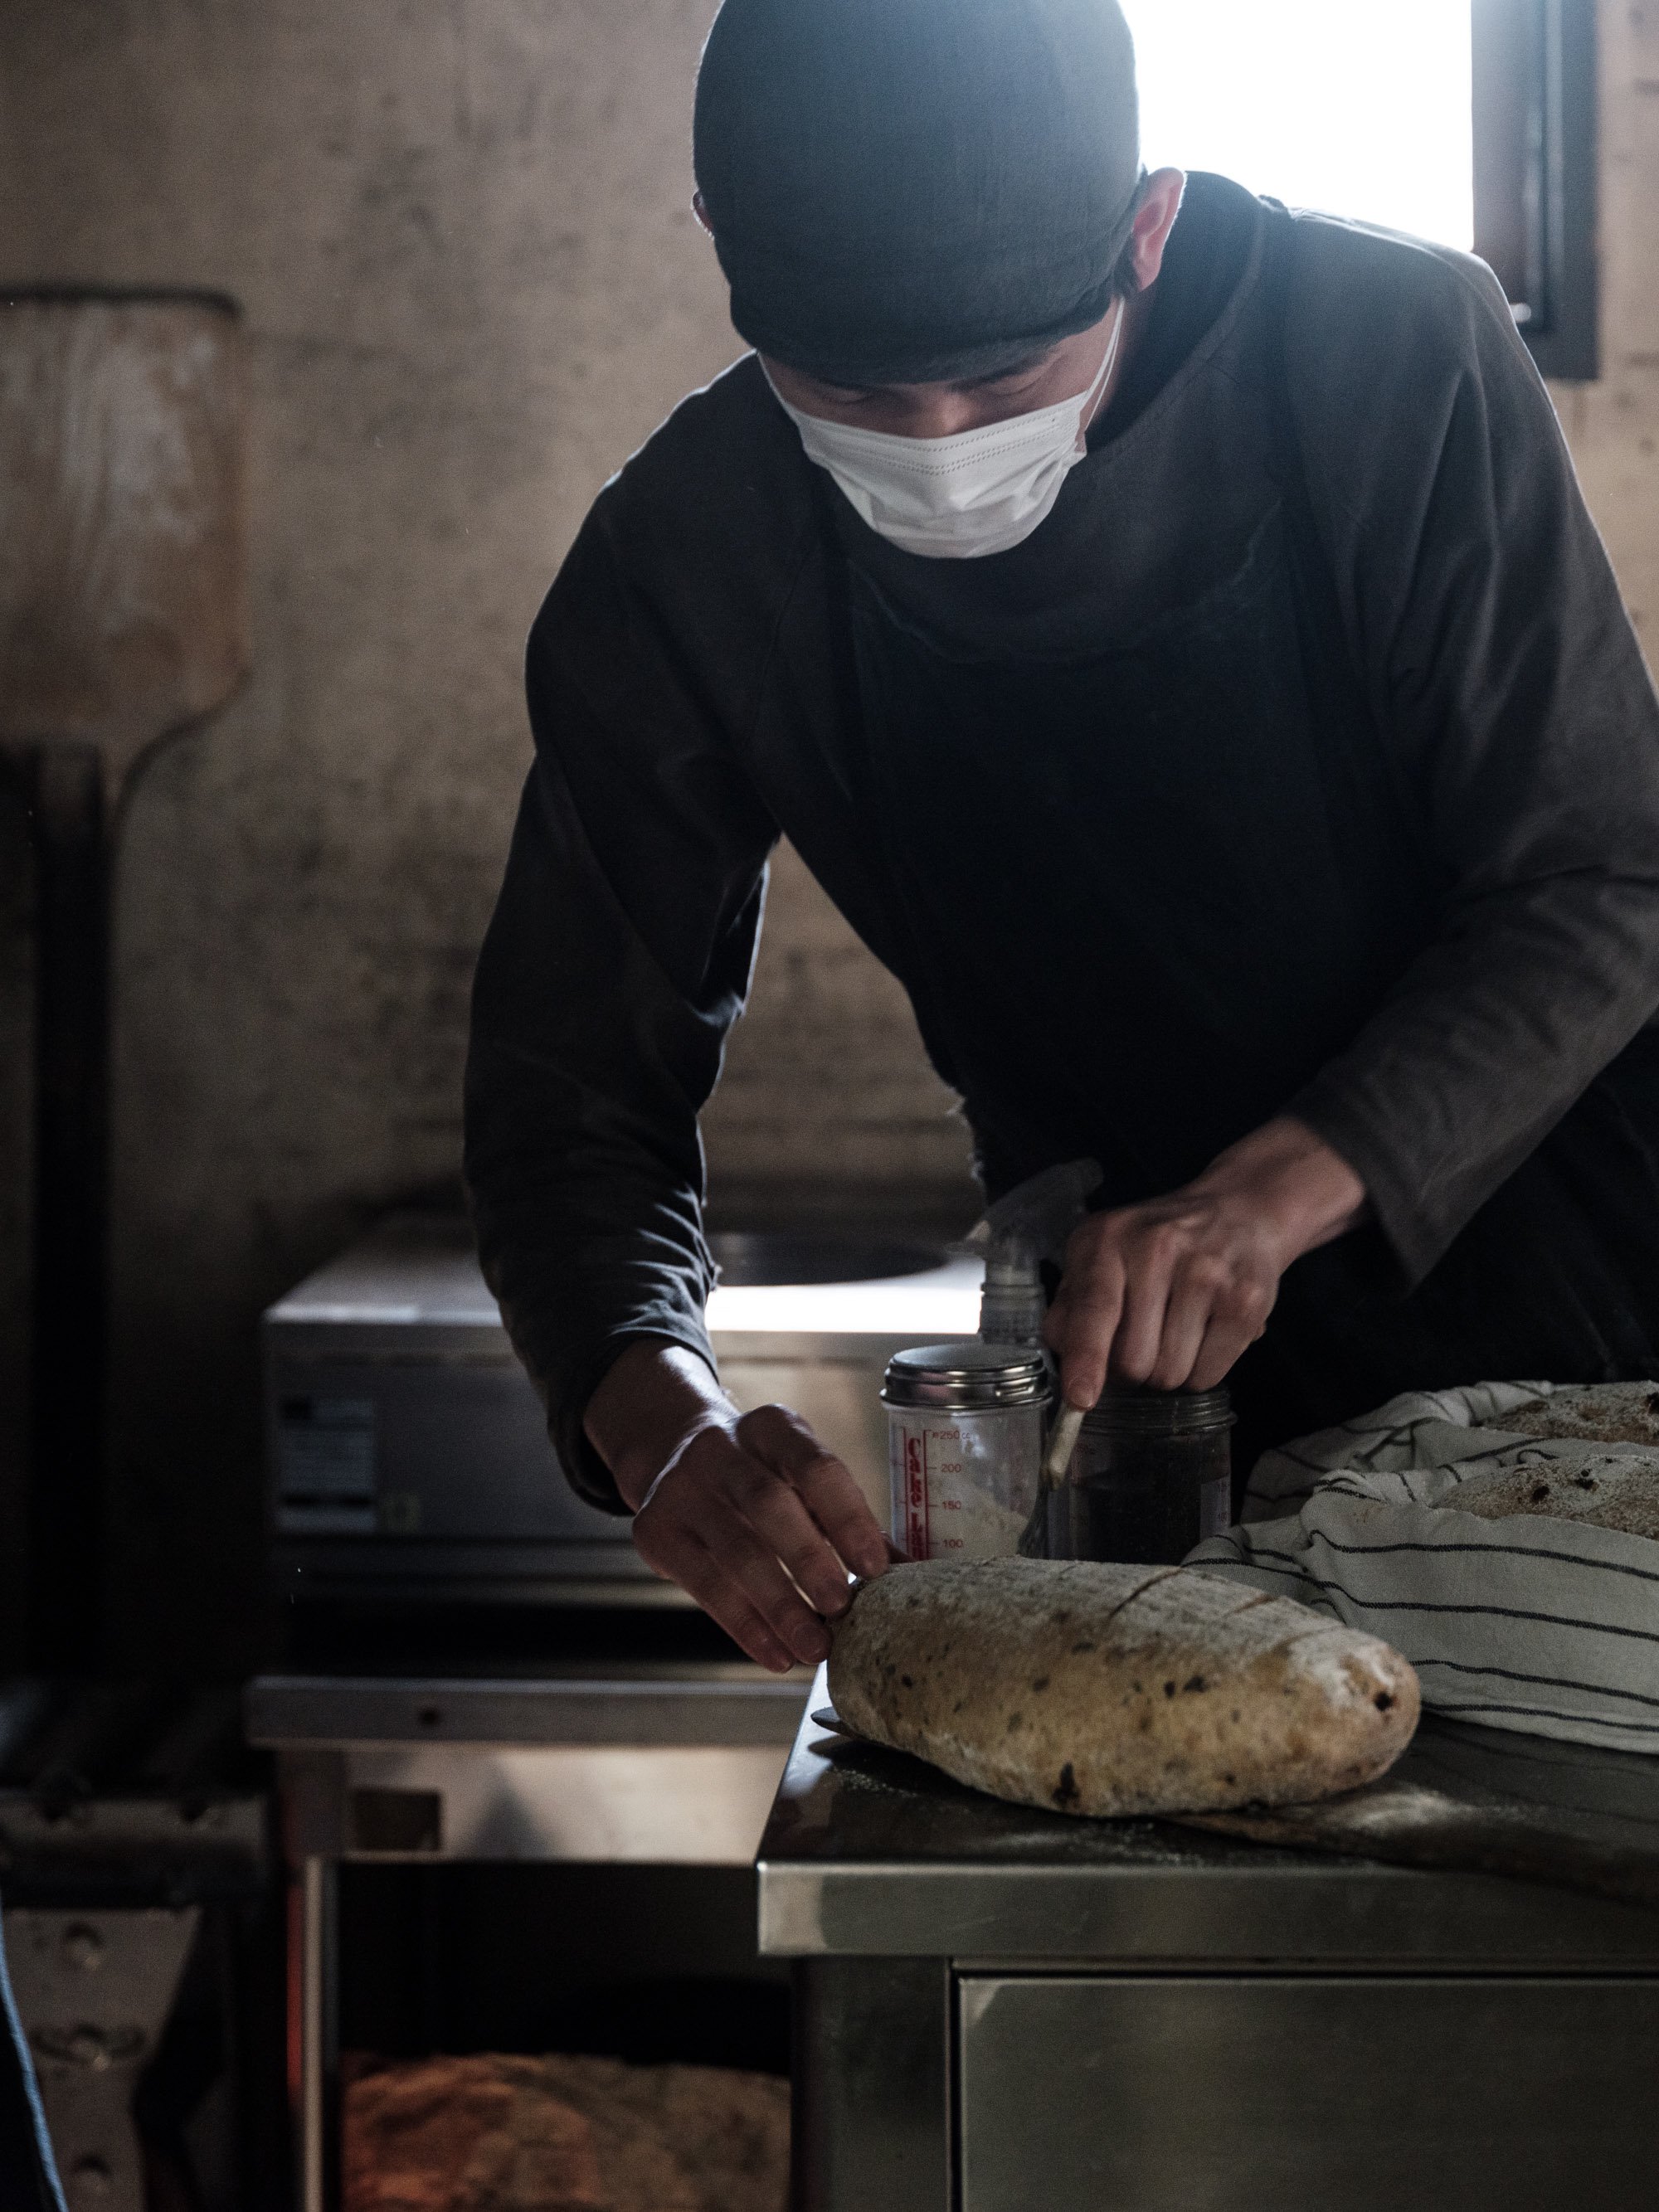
left=693, top=0, right=1142, bottom=386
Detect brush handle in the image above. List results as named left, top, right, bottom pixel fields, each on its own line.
left=1044, top=1401, right=1087, bottom=1488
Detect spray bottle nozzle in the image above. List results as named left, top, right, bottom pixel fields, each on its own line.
left=957, top=1158, right=1102, bottom=1347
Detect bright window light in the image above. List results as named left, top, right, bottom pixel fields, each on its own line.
left=1121, top=0, right=1474, bottom=250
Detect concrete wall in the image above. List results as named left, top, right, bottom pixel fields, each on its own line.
left=0, top=0, right=969, bottom=1674
left=0, top=801, right=29, bottom=1665
left=0, top=0, right=1653, bottom=1673
left=1550, top=2, right=1659, bottom=645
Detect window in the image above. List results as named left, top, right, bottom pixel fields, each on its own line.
left=1122, top=0, right=1598, bottom=379
left=1471, top=0, right=1598, bottom=378
left=1126, top=1, right=1475, bottom=250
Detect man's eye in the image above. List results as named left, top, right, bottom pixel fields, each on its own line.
left=971, top=370, right=1044, bottom=397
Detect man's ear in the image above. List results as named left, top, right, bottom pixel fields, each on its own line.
left=1128, top=168, right=1187, bottom=292
left=692, top=189, right=716, bottom=239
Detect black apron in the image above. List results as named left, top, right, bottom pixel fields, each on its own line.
left=837, top=204, right=1659, bottom=1476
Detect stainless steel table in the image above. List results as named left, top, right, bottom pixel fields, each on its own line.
left=247, top=1662, right=811, bottom=2212
left=758, top=1686, right=1659, bottom=2212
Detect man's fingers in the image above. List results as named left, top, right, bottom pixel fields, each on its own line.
left=645, top=1495, right=833, bottom=1666
left=630, top=1437, right=832, bottom=1664
left=1146, top=1253, right=1232, bottom=1389
left=736, top=1404, right=890, bottom=1581
left=730, top=1466, right=859, bottom=1621
left=1051, top=1223, right=1271, bottom=1398
left=633, top=1524, right=795, bottom=1671
left=1046, top=1240, right=1126, bottom=1409
left=1110, top=1226, right=1183, bottom=1383
left=698, top=1499, right=838, bottom=1662
left=791, top=1454, right=890, bottom=1582
left=1189, top=1276, right=1276, bottom=1391
left=629, top=1408, right=893, bottom=1667
left=680, top=1570, right=797, bottom=1675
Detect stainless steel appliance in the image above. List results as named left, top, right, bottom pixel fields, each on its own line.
left=263, top=1213, right=980, bottom=1607
left=260, top=1215, right=976, bottom=2202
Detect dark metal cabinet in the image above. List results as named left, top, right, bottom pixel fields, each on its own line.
left=957, top=1974, right=1659, bottom=2212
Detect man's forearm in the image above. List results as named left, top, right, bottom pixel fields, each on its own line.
left=585, top=1340, right=735, bottom=1510
left=1285, top=873, right=1659, bottom=1289
left=1189, top=1114, right=1370, bottom=1268
left=465, top=722, right=761, bottom=1514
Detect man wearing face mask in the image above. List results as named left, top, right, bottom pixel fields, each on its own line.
left=465, top=0, right=1659, bottom=1673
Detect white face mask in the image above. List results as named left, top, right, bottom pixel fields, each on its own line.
left=766, top=302, right=1123, bottom=561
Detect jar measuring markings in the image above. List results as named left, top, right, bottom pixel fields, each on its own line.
left=883, top=1343, right=1049, bottom=1562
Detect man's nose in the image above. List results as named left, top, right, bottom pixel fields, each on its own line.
left=897, top=393, right=995, bottom=439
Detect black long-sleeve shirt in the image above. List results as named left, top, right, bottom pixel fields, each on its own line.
left=465, top=176, right=1659, bottom=1509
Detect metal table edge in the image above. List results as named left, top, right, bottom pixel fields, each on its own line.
left=753, top=1846, right=1659, bottom=1965
left=244, top=1670, right=814, bottom=1750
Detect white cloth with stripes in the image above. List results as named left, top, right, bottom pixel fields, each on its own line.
left=1186, top=1380, right=1659, bottom=1753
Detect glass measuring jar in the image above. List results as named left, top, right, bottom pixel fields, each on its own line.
left=883, top=1342, right=1050, bottom=1563
left=1061, top=1384, right=1236, bottom=1565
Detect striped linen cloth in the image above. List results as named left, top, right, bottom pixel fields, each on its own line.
left=1186, top=1381, right=1659, bottom=1753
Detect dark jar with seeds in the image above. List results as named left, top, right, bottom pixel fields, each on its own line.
left=1058, top=1385, right=1236, bottom=1565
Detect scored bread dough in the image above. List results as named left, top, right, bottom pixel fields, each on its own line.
left=1450, top=1448, right=1659, bottom=1542
left=1456, top=1383, right=1659, bottom=1540
left=1499, top=1382, right=1659, bottom=1449
left=827, top=1558, right=1418, bottom=1819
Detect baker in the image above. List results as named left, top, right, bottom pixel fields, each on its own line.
left=465, top=0, right=1659, bottom=1674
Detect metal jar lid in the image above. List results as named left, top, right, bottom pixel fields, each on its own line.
left=881, top=1341, right=1052, bottom=1411
left=1081, top=1383, right=1236, bottom=1437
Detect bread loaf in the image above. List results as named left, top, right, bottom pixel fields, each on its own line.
left=342, top=2054, right=790, bottom=2212
left=1450, top=1448, right=1659, bottom=1541
left=1500, top=1383, right=1659, bottom=1449
left=1448, top=1384, right=1659, bottom=1539
left=828, top=1558, right=1418, bottom=1817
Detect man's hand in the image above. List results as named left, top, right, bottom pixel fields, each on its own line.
left=585, top=1342, right=890, bottom=1672
left=1044, top=1117, right=1368, bottom=1411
